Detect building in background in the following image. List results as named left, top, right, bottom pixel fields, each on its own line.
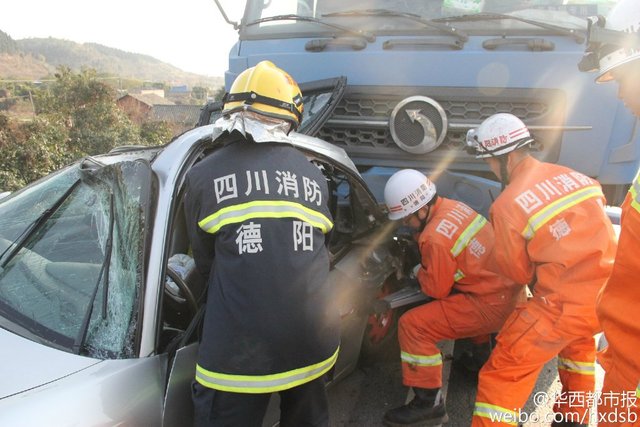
left=150, top=104, right=202, bottom=134
left=116, top=93, right=174, bottom=124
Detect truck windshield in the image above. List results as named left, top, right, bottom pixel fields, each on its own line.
left=241, top=0, right=620, bottom=38
left=0, top=160, right=150, bottom=359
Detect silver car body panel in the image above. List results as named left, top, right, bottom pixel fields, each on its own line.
left=0, top=328, right=100, bottom=399
left=0, top=349, right=165, bottom=426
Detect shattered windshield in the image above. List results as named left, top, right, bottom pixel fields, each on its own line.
left=241, top=0, right=619, bottom=38
left=0, top=160, right=150, bottom=359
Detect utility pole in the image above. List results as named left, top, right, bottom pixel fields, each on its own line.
left=28, top=90, right=35, bottom=117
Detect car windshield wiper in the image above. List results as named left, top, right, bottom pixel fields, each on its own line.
left=322, top=8, right=468, bottom=43
left=73, top=190, right=114, bottom=354
left=245, top=14, right=376, bottom=42
left=0, top=179, right=82, bottom=270
left=434, top=12, right=584, bottom=43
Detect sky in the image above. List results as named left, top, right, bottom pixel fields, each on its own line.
left=0, top=0, right=245, bottom=78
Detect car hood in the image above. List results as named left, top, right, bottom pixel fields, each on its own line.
left=0, top=328, right=101, bottom=399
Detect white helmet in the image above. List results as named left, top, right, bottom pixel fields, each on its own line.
left=466, top=113, right=533, bottom=159
left=589, top=0, right=640, bottom=83
left=384, top=169, right=437, bottom=220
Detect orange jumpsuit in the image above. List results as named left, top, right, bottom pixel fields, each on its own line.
left=399, top=197, right=519, bottom=390
left=596, top=171, right=640, bottom=427
left=472, top=156, right=617, bottom=426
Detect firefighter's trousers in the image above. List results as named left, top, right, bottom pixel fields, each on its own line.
left=596, top=359, right=640, bottom=426
left=472, top=297, right=599, bottom=426
left=398, top=289, right=519, bottom=389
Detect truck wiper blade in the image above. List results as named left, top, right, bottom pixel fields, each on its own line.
left=435, top=12, right=584, bottom=43
left=322, top=8, right=468, bottom=42
left=73, top=190, right=114, bottom=354
left=246, top=14, right=376, bottom=42
left=0, top=179, right=82, bottom=270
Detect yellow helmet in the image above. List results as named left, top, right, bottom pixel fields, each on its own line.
left=222, top=61, right=304, bottom=129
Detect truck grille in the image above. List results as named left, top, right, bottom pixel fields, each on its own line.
left=317, top=87, right=563, bottom=158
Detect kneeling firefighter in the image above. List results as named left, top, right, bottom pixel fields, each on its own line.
left=382, top=169, right=520, bottom=427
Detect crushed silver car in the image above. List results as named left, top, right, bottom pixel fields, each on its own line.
left=0, top=119, right=429, bottom=426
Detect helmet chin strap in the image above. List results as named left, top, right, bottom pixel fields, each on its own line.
left=420, top=204, right=431, bottom=230
left=418, top=199, right=436, bottom=230
left=482, top=146, right=510, bottom=190
left=498, top=157, right=510, bottom=190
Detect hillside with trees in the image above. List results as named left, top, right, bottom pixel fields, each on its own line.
left=0, top=30, right=52, bottom=80
left=0, top=67, right=175, bottom=191
left=0, top=29, right=18, bottom=54
left=0, top=30, right=227, bottom=192
left=0, top=30, right=223, bottom=88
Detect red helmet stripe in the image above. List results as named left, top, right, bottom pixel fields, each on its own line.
left=509, top=127, right=528, bottom=137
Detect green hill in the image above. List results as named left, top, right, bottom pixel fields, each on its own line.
left=0, top=30, right=223, bottom=88
left=0, top=29, right=18, bottom=54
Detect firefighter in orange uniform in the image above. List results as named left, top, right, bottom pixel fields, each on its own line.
left=580, top=1, right=640, bottom=424
left=466, top=113, right=617, bottom=427
left=381, top=169, right=520, bottom=426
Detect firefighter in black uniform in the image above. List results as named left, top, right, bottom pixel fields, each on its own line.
left=185, top=61, right=340, bottom=427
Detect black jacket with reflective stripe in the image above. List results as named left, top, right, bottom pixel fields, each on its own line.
left=184, top=138, right=340, bottom=389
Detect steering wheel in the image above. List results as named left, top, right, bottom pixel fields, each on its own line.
left=165, top=265, right=199, bottom=318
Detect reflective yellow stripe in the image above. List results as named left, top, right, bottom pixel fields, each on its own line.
left=198, top=200, right=333, bottom=234
left=636, top=381, right=640, bottom=399
left=521, top=186, right=603, bottom=239
left=473, top=402, right=519, bottom=425
left=557, top=357, right=595, bottom=376
left=629, top=172, right=640, bottom=214
left=401, top=351, right=443, bottom=367
left=449, top=214, right=485, bottom=283
left=451, top=214, right=487, bottom=257
left=195, top=347, right=339, bottom=393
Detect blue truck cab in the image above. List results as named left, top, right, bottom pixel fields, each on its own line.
left=213, top=0, right=635, bottom=207
left=206, top=2, right=630, bottom=413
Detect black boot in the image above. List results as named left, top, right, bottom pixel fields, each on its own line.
left=383, top=388, right=448, bottom=426
left=456, top=341, right=492, bottom=373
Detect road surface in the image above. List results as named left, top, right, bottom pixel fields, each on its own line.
left=327, top=338, right=604, bottom=427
